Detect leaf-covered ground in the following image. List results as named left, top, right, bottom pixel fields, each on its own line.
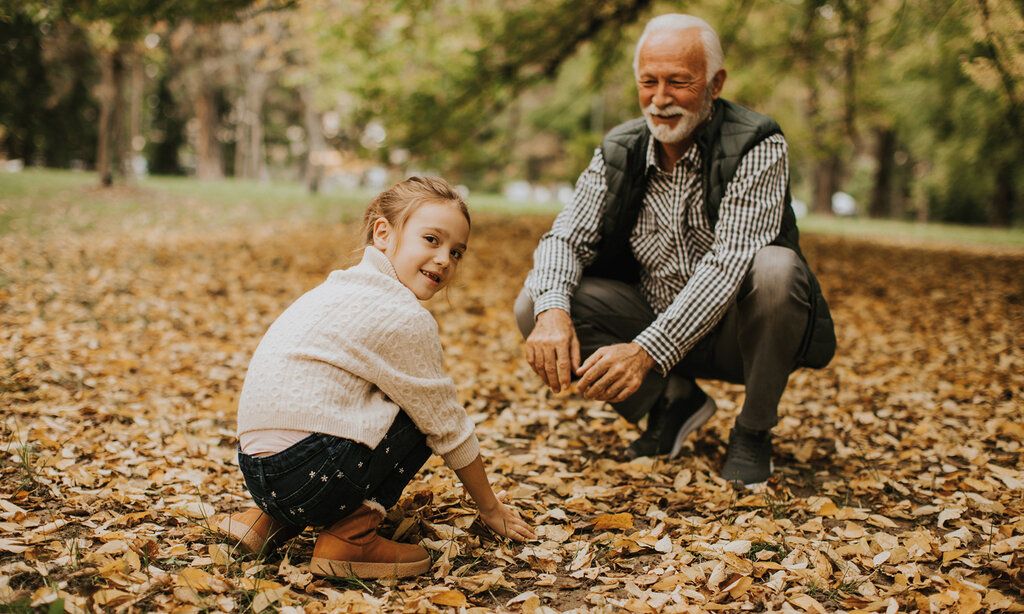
left=1, top=214, right=1022, bottom=613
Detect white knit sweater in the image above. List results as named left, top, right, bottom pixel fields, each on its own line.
left=236, top=246, right=480, bottom=470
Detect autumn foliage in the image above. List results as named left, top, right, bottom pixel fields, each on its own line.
left=1, top=216, right=1022, bottom=612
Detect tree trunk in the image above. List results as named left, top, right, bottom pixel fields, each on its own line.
left=869, top=127, right=896, bottom=218
left=233, top=93, right=248, bottom=178
left=246, top=75, right=266, bottom=180
left=301, top=85, right=325, bottom=194
left=128, top=49, right=145, bottom=178
left=812, top=154, right=842, bottom=215
left=194, top=84, right=223, bottom=180
left=233, top=74, right=267, bottom=180
left=992, top=162, right=1016, bottom=226
left=96, top=45, right=127, bottom=187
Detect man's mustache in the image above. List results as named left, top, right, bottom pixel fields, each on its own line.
left=643, top=104, right=688, bottom=117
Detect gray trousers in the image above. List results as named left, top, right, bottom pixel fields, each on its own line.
left=515, top=246, right=811, bottom=431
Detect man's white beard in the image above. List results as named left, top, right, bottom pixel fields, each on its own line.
left=643, top=88, right=713, bottom=144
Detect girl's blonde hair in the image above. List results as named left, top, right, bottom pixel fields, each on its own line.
left=362, top=176, right=471, bottom=245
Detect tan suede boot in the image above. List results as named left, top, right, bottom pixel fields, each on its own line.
left=309, top=501, right=431, bottom=579
left=215, top=507, right=302, bottom=556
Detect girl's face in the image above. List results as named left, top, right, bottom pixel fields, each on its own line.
left=372, top=201, right=470, bottom=300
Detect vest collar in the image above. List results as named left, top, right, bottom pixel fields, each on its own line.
left=693, top=99, right=726, bottom=158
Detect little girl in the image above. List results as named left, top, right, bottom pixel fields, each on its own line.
left=217, top=176, right=534, bottom=579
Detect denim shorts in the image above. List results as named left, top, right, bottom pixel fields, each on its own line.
left=238, top=411, right=430, bottom=528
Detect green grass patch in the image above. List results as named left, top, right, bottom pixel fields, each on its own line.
left=799, top=214, right=1024, bottom=249
left=2, top=168, right=1021, bottom=251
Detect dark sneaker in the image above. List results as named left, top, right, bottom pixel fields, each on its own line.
left=721, top=424, right=774, bottom=487
left=625, top=389, right=718, bottom=460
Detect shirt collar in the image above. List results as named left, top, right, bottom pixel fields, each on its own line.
left=644, top=133, right=702, bottom=173
left=361, top=245, right=400, bottom=281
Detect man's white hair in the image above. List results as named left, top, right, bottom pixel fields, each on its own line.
left=632, top=14, right=724, bottom=81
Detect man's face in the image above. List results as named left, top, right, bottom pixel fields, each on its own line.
left=636, top=28, right=717, bottom=144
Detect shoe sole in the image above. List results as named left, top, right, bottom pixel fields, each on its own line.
left=668, top=396, right=718, bottom=459
left=310, top=556, right=431, bottom=579
left=728, top=461, right=776, bottom=490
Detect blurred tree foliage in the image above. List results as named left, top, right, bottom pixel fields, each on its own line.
left=0, top=0, right=1021, bottom=225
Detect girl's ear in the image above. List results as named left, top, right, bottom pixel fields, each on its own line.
left=371, top=217, right=392, bottom=251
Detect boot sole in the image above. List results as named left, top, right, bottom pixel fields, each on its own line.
left=668, top=396, right=718, bottom=460
left=738, top=461, right=775, bottom=490
left=310, top=556, right=431, bottom=579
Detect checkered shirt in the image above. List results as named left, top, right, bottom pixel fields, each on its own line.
left=525, top=132, right=788, bottom=374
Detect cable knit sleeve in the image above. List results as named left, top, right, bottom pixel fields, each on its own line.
left=357, top=308, right=480, bottom=470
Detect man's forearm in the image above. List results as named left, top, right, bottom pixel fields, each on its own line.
left=633, top=267, right=742, bottom=374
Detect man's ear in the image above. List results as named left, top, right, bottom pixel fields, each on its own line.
left=710, top=69, right=727, bottom=99
left=371, top=217, right=392, bottom=251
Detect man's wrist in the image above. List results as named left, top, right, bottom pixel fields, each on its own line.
left=536, top=307, right=570, bottom=322
left=533, top=293, right=571, bottom=318
left=632, top=334, right=671, bottom=376
left=630, top=342, right=656, bottom=371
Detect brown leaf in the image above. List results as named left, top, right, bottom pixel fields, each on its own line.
left=593, top=513, right=634, bottom=531
left=430, top=590, right=469, bottom=607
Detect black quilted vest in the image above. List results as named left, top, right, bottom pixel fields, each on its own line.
left=583, top=98, right=836, bottom=369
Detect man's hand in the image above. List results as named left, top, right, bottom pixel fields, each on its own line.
left=524, top=309, right=581, bottom=393
left=576, top=342, right=656, bottom=403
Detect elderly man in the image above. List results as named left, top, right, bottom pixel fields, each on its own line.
left=515, top=14, right=835, bottom=486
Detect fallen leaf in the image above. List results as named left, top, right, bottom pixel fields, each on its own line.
left=430, top=590, right=468, bottom=607
left=593, top=513, right=634, bottom=531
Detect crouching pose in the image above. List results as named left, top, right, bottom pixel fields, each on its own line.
left=518, top=14, right=836, bottom=486
left=218, top=177, right=534, bottom=579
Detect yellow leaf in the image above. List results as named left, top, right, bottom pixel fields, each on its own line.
left=790, top=593, right=827, bottom=613
left=239, top=577, right=285, bottom=591
left=957, top=588, right=983, bottom=614
left=593, top=513, right=633, bottom=531
left=942, top=549, right=968, bottom=564
left=209, top=543, right=232, bottom=566
left=175, top=567, right=228, bottom=593
left=252, top=587, right=287, bottom=613
left=92, top=588, right=133, bottom=606
left=0, top=539, right=30, bottom=554
left=651, top=574, right=683, bottom=591
left=806, top=497, right=838, bottom=517
left=170, top=502, right=216, bottom=520
left=727, top=576, right=754, bottom=599
left=431, top=590, right=468, bottom=607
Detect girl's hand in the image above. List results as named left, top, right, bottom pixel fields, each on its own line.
left=479, top=501, right=536, bottom=542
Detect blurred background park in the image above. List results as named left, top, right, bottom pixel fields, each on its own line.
left=3, top=3, right=1024, bottom=611
left=1, top=0, right=1023, bottom=235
